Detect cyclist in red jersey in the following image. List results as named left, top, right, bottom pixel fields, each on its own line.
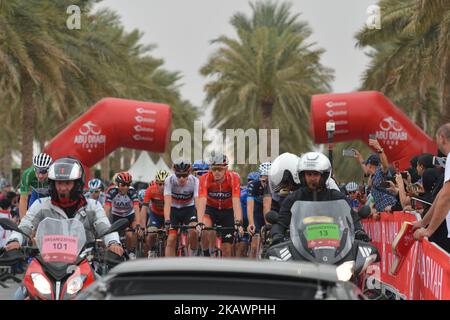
left=197, top=152, right=243, bottom=257
left=141, top=170, right=170, bottom=256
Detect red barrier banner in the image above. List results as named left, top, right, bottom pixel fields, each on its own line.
left=362, top=212, right=450, bottom=300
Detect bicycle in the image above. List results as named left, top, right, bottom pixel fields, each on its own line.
left=123, top=225, right=146, bottom=258
left=257, top=224, right=272, bottom=260
left=170, top=224, right=198, bottom=257
left=201, top=225, right=238, bottom=258
left=146, top=228, right=167, bottom=258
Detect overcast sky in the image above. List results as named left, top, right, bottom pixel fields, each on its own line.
left=96, top=0, right=376, bottom=123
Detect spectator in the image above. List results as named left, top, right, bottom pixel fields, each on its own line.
left=361, top=138, right=398, bottom=212
left=413, top=123, right=450, bottom=252
left=416, top=153, right=435, bottom=181
left=407, top=155, right=421, bottom=183
left=0, top=179, right=13, bottom=201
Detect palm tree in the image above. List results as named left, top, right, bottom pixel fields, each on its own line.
left=356, top=0, right=450, bottom=127
left=201, top=0, right=333, bottom=163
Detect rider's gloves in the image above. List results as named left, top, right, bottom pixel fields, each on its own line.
left=164, top=220, right=171, bottom=229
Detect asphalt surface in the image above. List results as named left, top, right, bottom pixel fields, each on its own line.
left=0, top=268, right=23, bottom=300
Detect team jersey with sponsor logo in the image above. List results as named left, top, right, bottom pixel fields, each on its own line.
left=105, top=186, right=139, bottom=217
left=199, top=171, right=241, bottom=210
left=143, top=181, right=165, bottom=216
left=164, top=174, right=199, bottom=208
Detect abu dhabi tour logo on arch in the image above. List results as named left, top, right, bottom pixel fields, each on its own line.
left=375, top=117, right=408, bottom=150
left=170, top=121, right=279, bottom=164
left=74, top=121, right=107, bottom=153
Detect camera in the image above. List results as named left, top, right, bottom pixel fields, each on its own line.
left=433, top=156, right=446, bottom=168
left=400, top=171, right=408, bottom=179
left=342, top=149, right=355, bottom=157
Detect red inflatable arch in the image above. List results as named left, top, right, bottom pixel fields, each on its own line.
left=44, top=98, right=171, bottom=173
left=310, top=91, right=437, bottom=170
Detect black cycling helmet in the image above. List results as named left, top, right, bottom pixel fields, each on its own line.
left=48, top=157, right=85, bottom=202
left=173, top=159, right=192, bottom=174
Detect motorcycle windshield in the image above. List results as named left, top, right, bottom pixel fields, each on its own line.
left=36, top=218, right=86, bottom=267
left=290, top=199, right=354, bottom=265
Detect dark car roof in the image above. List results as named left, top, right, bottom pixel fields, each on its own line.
left=108, top=257, right=341, bottom=283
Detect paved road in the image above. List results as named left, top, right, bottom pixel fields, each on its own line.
left=0, top=270, right=22, bottom=300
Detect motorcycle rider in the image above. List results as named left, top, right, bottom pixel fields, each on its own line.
left=3, top=157, right=123, bottom=298
left=270, top=152, right=370, bottom=246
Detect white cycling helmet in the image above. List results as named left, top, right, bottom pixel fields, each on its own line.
left=269, top=153, right=301, bottom=192
left=346, top=182, right=359, bottom=193
left=88, top=178, right=103, bottom=191
left=33, top=153, right=52, bottom=169
left=259, top=162, right=271, bottom=176
left=298, top=152, right=331, bottom=188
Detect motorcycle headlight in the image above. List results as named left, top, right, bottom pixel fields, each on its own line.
left=66, top=275, right=86, bottom=295
left=336, top=261, right=355, bottom=282
left=31, top=273, right=52, bottom=295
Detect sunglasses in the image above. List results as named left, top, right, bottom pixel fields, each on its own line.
left=195, top=171, right=208, bottom=177
left=90, top=190, right=100, bottom=193
left=156, top=182, right=164, bottom=186
left=36, top=168, right=48, bottom=174
left=211, top=166, right=226, bottom=172
left=175, top=173, right=189, bottom=178
left=119, top=183, right=130, bottom=187
left=348, top=191, right=357, bottom=194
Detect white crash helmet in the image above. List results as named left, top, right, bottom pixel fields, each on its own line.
left=269, top=153, right=301, bottom=192
left=298, top=152, right=332, bottom=188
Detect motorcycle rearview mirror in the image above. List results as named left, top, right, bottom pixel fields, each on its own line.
left=265, top=211, right=279, bottom=225
left=357, top=205, right=371, bottom=219
left=0, top=218, right=31, bottom=239
left=99, top=218, right=130, bottom=237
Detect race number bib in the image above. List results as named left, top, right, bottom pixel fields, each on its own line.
left=305, top=223, right=340, bottom=248
left=41, top=235, right=79, bottom=263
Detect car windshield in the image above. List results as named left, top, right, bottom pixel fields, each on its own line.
left=290, top=199, right=355, bottom=265
left=35, top=218, right=86, bottom=268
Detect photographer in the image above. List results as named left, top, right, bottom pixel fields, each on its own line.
left=356, top=138, right=397, bottom=212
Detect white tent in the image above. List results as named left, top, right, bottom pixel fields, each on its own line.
left=128, top=152, right=172, bottom=183
left=127, top=152, right=156, bottom=183
left=156, top=157, right=171, bottom=172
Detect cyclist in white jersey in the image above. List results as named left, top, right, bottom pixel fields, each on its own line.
left=164, top=159, right=200, bottom=256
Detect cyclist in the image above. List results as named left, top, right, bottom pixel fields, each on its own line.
left=197, top=152, right=243, bottom=258
left=235, top=171, right=259, bottom=258
left=18, top=153, right=53, bottom=219
left=164, top=160, right=200, bottom=257
left=141, top=170, right=170, bottom=256
left=247, top=162, right=271, bottom=259
left=104, top=172, right=143, bottom=254
left=84, top=178, right=106, bottom=206
left=192, top=159, right=209, bottom=178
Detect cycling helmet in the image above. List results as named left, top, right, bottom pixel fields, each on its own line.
left=345, top=181, right=359, bottom=193
left=48, top=158, right=85, bottom=202
left=155, top=170, right=170, bottom=182
left=259, top=162, right=271, bottom=176
left=138, top=189, right=146, bottom=202
left=192, top=159, right=209, bottom=171
left=269, top=153, right=301, bottom=192
left=173, top=159, right=192, bottom=174
left=115, top=172, right=132, bottom=185
left=33, top=153, right=52, bottom=169
left=88, top=178, right=103, bottom=191
left=208, top=151, right=229, bottom=167
left=298, top=152, right=331, bottom=188
left=247, top=171, right=260, bottom=182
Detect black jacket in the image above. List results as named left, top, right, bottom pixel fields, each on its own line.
left=271, top=186, right=360, bottom=237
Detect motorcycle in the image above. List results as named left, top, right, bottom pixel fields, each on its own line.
left=0, top=217, right=128, bottom=300
left=264, top=199, right=380, bottom=283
